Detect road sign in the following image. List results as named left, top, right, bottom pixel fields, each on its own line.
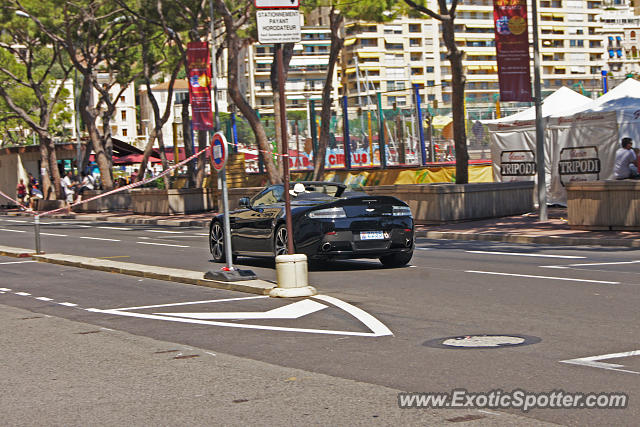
left=256, top=10, right=301, bottom=44
left=255, top=0, right=299, bottom=8
left=211, top=131, right=228, bottom=172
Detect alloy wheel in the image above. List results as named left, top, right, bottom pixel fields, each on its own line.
left=210, top=222, right=224, bottom=261
left=274, top=226, right=288, bottom=256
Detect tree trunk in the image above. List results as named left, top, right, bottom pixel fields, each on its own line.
left=195, top=130, right=207, bottom=187
left=182, top=98, right=196, bottom=188
left=442, top=17, right=469, bottom=183
left=312, top=11, right=343, bottom=181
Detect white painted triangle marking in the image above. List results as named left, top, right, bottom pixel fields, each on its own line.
left=89, top=294, right=393, bottom=337
left=156, top=299, right=328, bottom=320
left=560, top=350, right=640, bottom=375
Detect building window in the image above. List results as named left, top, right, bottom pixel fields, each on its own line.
left=121, top=110, right=126, bottom=120
left=385, top=43, right=403, bottom=50
left=361, top=38, right=377, bottom=47
left=122, top=129, right=128, bottom=137
left=409, top=23, right=421, bottom=33
left=426, top=66, right=434, bottom=73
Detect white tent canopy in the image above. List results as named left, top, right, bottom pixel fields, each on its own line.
left=489, top=79, right=640, bottom=205
left=548, top=78, right=640, bottom=143
left=487, top=87, right=592, bottom=206
left=482, top=86, right=591, bottom=126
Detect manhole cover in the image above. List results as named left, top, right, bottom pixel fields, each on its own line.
left=423, top=334, right=540, bottom=349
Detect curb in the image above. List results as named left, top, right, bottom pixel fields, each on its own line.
left=0, top=245, right=36, bottom=258
left=417, top=231, right=640, bottom=248
left=23, top=252, right=276, bottom=295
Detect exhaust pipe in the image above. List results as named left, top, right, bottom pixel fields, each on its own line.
left=322, top=242, right=332, bottom=252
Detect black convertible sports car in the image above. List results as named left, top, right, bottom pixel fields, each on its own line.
left=209, top=181, right=414, bottom=267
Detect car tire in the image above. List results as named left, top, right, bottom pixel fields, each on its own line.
left=379, top=251, right=413, bottom=268
left=274, top=224, right=290, bottom=256
left=209, top=221, right=226, bottom=262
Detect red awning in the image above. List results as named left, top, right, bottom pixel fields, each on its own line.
left=113, top=154, right=161, bottom=165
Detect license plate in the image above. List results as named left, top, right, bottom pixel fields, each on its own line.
left=360, top=231, right=384, bottom=240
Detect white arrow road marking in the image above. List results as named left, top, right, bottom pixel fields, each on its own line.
left=466, top=270, right=620, bottom=285
left=88, top=294, right=393, bottom=337
left=561, top=350, right=640, bottom=375
left=157, top=299, right=327, bottom=320
left=466, top=250, right=585, bottom=259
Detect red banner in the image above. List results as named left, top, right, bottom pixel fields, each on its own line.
left=187, top=41, right=214, bottom=130
left=493, top=0, right=532, bottom=102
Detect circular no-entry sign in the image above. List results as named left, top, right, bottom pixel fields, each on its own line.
left=211, top=131, right=228, bottom=172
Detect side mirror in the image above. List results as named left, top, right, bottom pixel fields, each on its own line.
left=238, top=197, right=250, bottom=208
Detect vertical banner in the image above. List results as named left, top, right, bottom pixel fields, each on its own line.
left=493, top=0, right=532, bottom=102
left=187, top=41, right=214, bottom=130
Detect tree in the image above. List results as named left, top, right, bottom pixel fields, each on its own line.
left=303, top=0, right=397, bottom=181
left=118, top=0, right=184, bottom=189
left=270, top=43, right=294, bottom=176
left=0, top=2, right=74, bottom=199
left=403, top=0, right=469, bottom=183
left=27, top=0, right=143, bottom=191
left=214, top=0, right=281, bottom=184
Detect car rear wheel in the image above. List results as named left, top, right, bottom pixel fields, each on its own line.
left=379, top=251, right=413, bottom=268
left=274, top=224, right=289, bottom=256
left=209, top=221, right=226, bottom=262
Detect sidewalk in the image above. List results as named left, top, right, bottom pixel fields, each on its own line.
left=4, top=207, right=640, bottom=248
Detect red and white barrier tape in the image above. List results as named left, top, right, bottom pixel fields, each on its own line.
left=0, top=145, right=211, bottom=218
left=0, top=189, right=31, bottom=211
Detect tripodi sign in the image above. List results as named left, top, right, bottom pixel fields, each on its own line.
left=558, top=146, right=601, bottom=185
left=500, top=150, right=536, bottom=177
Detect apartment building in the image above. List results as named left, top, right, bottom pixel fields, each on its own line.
left=599, top=0, right=640, bottom=85
left=247, top=22, right=337, bottom=115
left=337, top=0, right=626, bottom=113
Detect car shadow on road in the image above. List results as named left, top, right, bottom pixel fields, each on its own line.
left=209, top=257, right=395, bottom=272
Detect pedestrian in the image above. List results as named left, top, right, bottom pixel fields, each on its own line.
left=61, top=171, right=77, bottom=213
left=75, top=171, right=95, bottom=203
left=16, top=179, right=27, bottom=209
left=614, top=137, right=640, bottom=179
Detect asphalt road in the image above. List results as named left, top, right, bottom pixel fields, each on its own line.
left=1, top=214, right=638, bottom=425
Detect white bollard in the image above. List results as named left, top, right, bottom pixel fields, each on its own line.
left=269, top=254, right=317, bottom=298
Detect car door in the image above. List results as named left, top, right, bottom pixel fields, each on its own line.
left=233, top=186, right=284, bottom=254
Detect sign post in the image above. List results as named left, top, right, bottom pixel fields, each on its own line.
left=205, top=132, right=256, bottom=282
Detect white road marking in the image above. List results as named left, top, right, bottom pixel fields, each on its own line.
left=113, top=295, right=269, bottom=311
left=40, top=232, right=68, bottom=237
left=466, top=250, right=585, bottom=259
left=88, top=294, right=394, bottom=337
left=541, top=260, right=640, bottom=269
left=561, top=350, right=640, bottom=375
left=80, top=236, right=121, bottom=242
left=465, top=270, right=620, bottom=285
left=97, top=226, right=132, bottom=231
left=136, top=241, right=189, bottom=248
left=36, top=297, right=53, bottom=301
left=4, top=219, right=28, bottom=223
left=313, top=295, right=393, bottom=337
left=196, top=233, right=209, bottom=236
left=0, top=260, right=36, bottom=265
left=15, top=292, right=31, bottom=296
left=415, top=247, right=432, bottom=251
left=0, top=228, right=27, bottom=233
left=157, top=299, right=328, bottom=320
left=0, top=288, right=12, bottom=291
left=146, top=230, right=184, bottom=234
left=58, top=302, right=78, bottom=307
